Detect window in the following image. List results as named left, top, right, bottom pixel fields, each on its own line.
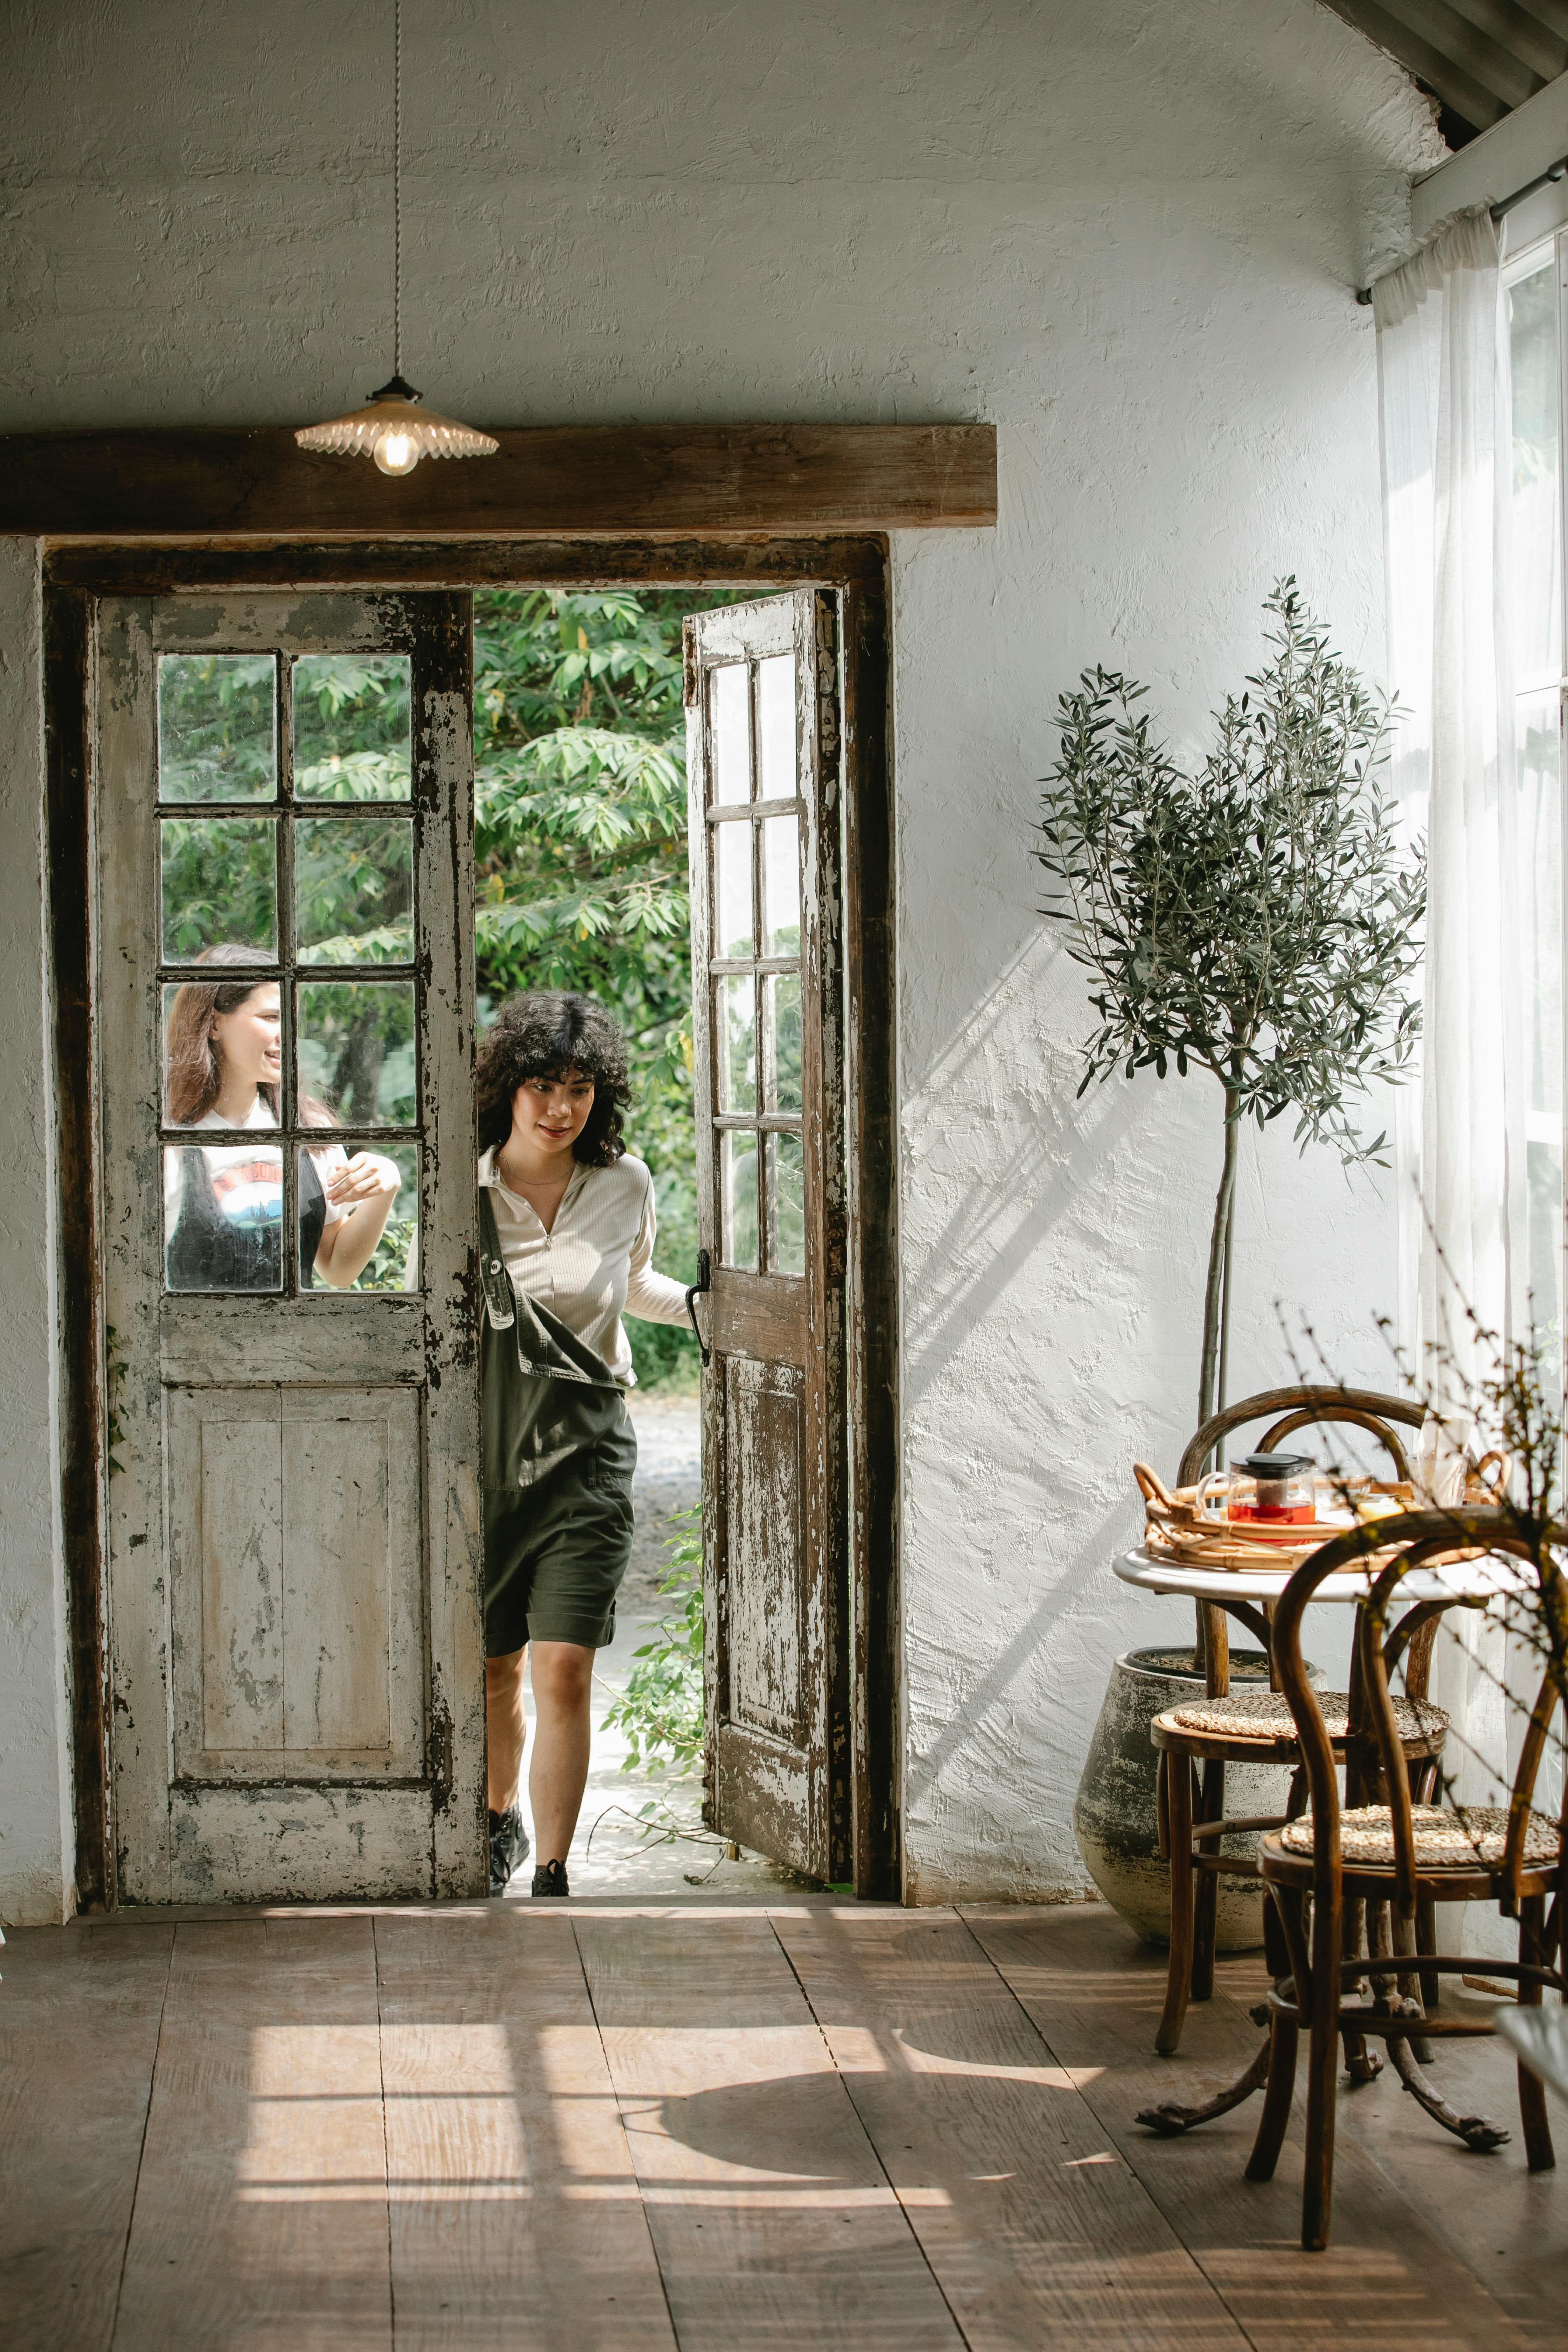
left=1506, top=243, right=1567, bottom=1393
left=156, top=650, right=421, bottom=1294
left=704, top=653, right=805, bottom=1276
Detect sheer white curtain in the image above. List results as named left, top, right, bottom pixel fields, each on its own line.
left=1375, top=208, right=1523, bottom=1946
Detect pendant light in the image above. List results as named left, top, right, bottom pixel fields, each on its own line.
left=296, top=0, right=496, bottom=476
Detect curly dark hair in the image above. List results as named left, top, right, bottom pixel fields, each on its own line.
left=476, top=992, right=632, bottom=1166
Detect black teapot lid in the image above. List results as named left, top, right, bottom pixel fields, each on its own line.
left=1235, top=1451, right=1314, bottom=1477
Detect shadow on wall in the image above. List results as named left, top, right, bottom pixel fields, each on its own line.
left=901, top=924, right=1205, bottom=1422
left=902, top=1496, right=1130, bottom=1877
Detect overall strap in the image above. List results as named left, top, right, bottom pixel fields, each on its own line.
left=477, top=1187, right=515, bottom=1329
left=476, top=1180, right=620, bottom=1390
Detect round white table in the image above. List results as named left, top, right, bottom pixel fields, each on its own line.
left=1113, top=1541, right=1535, bottom=1610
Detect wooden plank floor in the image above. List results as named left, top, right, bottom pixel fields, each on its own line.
left=3, top=1900, right=1566, bottom=2352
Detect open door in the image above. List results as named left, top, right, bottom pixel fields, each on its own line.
left=96, top=591, right=484, bottom=1904
left=685, top=592, right=849, bottom=1882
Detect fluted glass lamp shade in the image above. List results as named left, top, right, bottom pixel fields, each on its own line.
left=294, top=374, right=498, bottom=476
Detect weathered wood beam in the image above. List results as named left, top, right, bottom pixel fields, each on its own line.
left=2, top=423, right=996, bottom=541
left=43, top=534, right=889, bottom=594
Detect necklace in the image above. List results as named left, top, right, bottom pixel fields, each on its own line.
left=496, top=1146, right=575, bottom=1232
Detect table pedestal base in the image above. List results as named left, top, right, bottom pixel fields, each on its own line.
left=1135, top=2036, right=1272, bottom=2135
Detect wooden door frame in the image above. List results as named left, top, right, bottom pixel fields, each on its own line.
left=44, top=532, right=902, bottom=1905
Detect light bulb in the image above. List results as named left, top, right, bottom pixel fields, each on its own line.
left=373, top=428, right=420, bottom=476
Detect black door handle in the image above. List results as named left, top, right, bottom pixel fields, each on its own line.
left=685, top=1246, right=712, bottom=1368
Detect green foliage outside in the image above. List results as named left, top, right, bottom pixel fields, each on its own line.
left=157, top=654, right=278, bottom=803
left=599, top=1509, right=704, bottom=1774
left=474, top=588, right=749, bottom=1388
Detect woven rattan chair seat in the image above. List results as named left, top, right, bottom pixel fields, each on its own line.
left=1278, top=1803, right=1562, bottom=1868
left=1168, top=1689, right=1448, bottom=1742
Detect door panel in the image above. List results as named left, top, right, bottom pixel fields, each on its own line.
left=167, top=1386, right=423, bottom=1781
left=686, top=591, right=849, bottom=1882
left=725, top=1357, right=807, bottom=1745
left=98, top=592, right=484, bottom=1904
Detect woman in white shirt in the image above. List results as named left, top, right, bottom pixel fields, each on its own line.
left=163, top=944, right=402, bottom=1292
left=477, top=991, right=690, bottom=1898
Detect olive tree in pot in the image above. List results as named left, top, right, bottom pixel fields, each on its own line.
left=1048, top=582, right=1427, bottom=1944
left=1036, top=580, right=1426, bottom=1434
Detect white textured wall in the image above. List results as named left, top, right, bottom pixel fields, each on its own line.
left=0, top=539, right=72, bottom=1925
left=0, top=0, right=1442, bottom=1911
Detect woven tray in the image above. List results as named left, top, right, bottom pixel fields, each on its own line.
left=1133, top=1462, right=1412, bottom=1573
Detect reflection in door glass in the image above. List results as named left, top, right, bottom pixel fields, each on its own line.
left=293, top=655, right=413, bottom=801
left=762, top=812, right=800, bottom=956
left=715, top=820, right=754, bottom=958
left=163, top=1141, right=285, bottom=1293
left=756, top=655, right=796, bottom=800
left=770, top=1132, right=806, bottom=1276
left=717, top=975, right=757, bottom=1111
left=764, top=971, right=802, bottom=1111
left=710, top=664, right=750, bottom=803
left=298, top=981, right=417, bottom=1125
left=161, top=975, right=288, bottom=1130
left=161, top=818, right=279, bottom=959
left=720, top=1131, right=759, bottom=1270
left=295, top=817, right=415, bottom=963
left=301, top=1141, right=419, bottom=1291
left=157, top=655, right=277, bottom=804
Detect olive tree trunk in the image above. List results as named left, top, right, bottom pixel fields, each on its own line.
left=1197, top=1086, right=1241, bottom=1437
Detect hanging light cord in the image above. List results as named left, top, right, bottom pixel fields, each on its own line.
left=392, top=0, right=402, bottom=378
left=296, top=0, right=495, bottom=459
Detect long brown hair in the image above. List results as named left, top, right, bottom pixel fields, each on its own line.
left=165, top=945, right=332, bottom=1127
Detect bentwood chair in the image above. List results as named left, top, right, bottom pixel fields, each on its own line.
left=1143, top=1387, right=1449, bottom=2072
left=1250, top=1507, right=1568, bottom=2252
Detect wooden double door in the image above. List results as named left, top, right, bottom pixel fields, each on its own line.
left=96, top=583, right=854, bottom=1905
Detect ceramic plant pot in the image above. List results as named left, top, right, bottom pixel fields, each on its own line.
left=1072, top=1644, right=1315, bottom=1950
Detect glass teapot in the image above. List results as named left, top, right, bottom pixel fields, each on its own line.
left=1197, top=1449, right=1316, bottom=1525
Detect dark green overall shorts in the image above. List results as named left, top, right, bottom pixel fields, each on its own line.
left=479, top=1188, right=638, bottom=1658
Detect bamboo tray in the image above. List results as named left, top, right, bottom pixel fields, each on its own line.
left=1132, top=1461, right=1414, bottom=1573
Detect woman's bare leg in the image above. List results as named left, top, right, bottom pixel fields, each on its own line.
left=527, top=1640, right=596, bottom=1865
left=485, top=1647, right=528, bottom=1814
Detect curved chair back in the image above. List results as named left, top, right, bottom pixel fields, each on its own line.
left=1177, top=1383, right=1422, bottom=1491
left=1174, top=1385, right=1424, bottom=1695
left=1272, top=1507, right=1568, bottom=1918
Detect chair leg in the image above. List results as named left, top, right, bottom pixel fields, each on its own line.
left=1246, top=2013, right=1300, bottom=2182
left=1302, top=1877, right=1343, bottom=2253
left=1415, top=1892, right=1440, bottom=2011
left=1340, top=1894, right=1382, bottom=2085
left=1379, top=1897, right=1433, bottom=2066
left=1519, top=1895, right=1556, bottom=2173
left=1191, top=1757, right=1224, bottom=2002
left=1156, top=1755, right=1196, bottom=2056
left=1262, top=1879, right=1290, bottom=1979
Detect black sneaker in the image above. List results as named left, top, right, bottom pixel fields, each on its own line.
left=488, top=1806, right=530, bottom=1895
left=532, top=1859, right=570, bottom=1899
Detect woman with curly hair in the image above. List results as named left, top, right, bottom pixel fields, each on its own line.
left=476, top=990, right=690, bottom=1897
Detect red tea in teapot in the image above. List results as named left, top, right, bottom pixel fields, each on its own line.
left=1226, top=1450, right=1315, bottom=1522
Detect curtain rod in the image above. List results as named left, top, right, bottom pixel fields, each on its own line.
left=1355, top=154, right=1568, bottom=304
